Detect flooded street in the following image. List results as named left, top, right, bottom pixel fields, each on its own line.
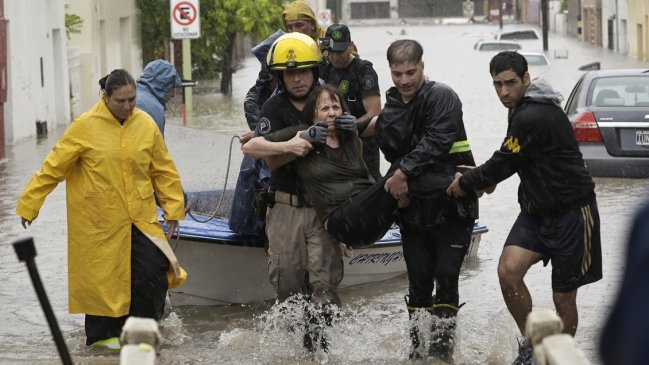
left=2, top=22, right=649, bottom=364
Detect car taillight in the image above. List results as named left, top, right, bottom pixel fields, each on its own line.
left=573, top=111, right=603, bottom=142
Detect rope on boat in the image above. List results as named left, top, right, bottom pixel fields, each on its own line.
left=170, top=134, right=240, bottom=250
left=186, top=135, right=240, bottom=223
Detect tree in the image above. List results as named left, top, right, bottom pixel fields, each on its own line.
left=136, top=0, right=172, bottom=63
left=65, top=13, right=83, bottom=40
left=136, top=0, right=285, bottom=94
left=201, top=0, right=285, bottom=95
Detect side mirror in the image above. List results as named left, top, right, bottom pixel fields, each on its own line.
left=180, top=79, right=197, bottom=88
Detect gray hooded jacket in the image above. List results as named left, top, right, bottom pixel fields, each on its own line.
left=136, top=60, right=182, bottom=135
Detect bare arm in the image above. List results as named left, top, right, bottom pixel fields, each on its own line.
left=360, top=116, right=379, bottom=137
left=359, top=94, right=381, bottom=137
left=361, top=95, right=382, bottom=119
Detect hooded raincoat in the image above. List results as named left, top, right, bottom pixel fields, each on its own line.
left=280, top=1, right=326, bottom=38
left=16, top=99, right=185, bottom=317
left=136, top=59, right=182, bottom=135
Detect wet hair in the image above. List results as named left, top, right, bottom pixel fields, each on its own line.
left=489, top=51, right=528, bottom=79
left=98, top=69, right=136, bottom=97
left=386, top=39, right=423, bottom=66
left=303, top=84, right=349, bottom=123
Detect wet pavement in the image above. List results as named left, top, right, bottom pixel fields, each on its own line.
left=1, top=22, right=649, bottom=365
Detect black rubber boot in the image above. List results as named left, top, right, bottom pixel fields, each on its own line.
left=303, top=304, right=334, bottom=354
left=428, top=303, right=462, bottom=364
left=405, top=295, right=434, bottom=360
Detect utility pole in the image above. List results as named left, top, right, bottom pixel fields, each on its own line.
left=541, top=0, right=549, bottom=51
left=614, top=0, right=619, bottom=52
left=499, top=0, right=504, bottom=29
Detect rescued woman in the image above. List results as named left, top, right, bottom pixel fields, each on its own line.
left=264, top=84, right=424, bottom=248
left=16, top=69, right=186, bottom=349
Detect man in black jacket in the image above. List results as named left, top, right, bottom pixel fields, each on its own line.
left=447, top=51, right=602, bottom=365
left=375, top=39, right=478, bottom=362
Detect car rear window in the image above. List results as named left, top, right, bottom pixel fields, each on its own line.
left=524, top=54, right=548, bottom=65
left=479, top=42, right=521, bottom=51
left=590, top=76, right=649, bottom=107
left=498, top=30, right=539, bottom=40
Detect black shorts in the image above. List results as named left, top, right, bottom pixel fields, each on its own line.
left=505, top=195, right=602, bottom=292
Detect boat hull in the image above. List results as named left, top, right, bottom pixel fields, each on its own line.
left=167, top=211, right=488, bottom=306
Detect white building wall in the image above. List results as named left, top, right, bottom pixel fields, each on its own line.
left=66, top=0, right=142, bottom=114
left=619, top=0, right=628, bottom=54
left=601, top=0, right=628, bottom=52
left=4, top=0, right=70, bottom=144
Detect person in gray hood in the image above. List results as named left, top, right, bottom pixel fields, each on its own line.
left=447, top=51, right=601, bottom=365
left=136, top=59, right=182, bottom=135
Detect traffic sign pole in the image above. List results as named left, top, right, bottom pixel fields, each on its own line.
left=182, top=39, right=192, bottom=126
left=170, top=0, right=199, bottom=126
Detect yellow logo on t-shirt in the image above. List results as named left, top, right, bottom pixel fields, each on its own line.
left=503, top=136, right=521, bottom=153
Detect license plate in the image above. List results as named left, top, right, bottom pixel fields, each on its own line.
left=636, top=130, right=649, bottom=145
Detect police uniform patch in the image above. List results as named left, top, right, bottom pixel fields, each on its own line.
left=338, top=80, right=349, bottom=95
left=362, top=75, right=375, bottom=90
left=259, top=117, right=271, bottom=135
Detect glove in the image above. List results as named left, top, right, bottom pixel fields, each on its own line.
left=334, top=113, right=358, bottom=138
left=299, top=123, right=327, bottom=144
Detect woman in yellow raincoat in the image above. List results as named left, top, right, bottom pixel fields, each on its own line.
left=16, top=69, right=186, bottom=349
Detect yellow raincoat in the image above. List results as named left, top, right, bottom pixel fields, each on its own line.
left=16, top=99, right=185, bottom=317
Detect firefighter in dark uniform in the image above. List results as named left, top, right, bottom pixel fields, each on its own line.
left=375, top=39, right=479, bottom=362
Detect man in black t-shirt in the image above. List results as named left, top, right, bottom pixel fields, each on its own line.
left=320, top=24, right=383, bottom=181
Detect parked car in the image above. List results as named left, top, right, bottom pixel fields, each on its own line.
left=474, top=40, right=522, bottom=51
left=563, top=69, right=649, bottom=177
left=519, top=51, right=549, bottom=66
left=496, top=28, right=539, bottom=40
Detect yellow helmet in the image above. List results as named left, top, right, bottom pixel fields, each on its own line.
left=267, top=32, right=320, bottom=70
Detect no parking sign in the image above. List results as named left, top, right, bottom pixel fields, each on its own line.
left=318, top=9, right=332, bottom=27
left=170, top=0, right=201, bottom=39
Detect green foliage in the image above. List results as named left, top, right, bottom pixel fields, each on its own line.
left=197, top=0, right=285, bottom=80
left=136, top=0, right=170, bottom=63
left=560, top=0, right=568, bottom=13
left=136, top=0, right=286, bottom=81
left=65, top=13, right=83, bottom=39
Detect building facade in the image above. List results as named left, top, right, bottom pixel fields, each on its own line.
left=0, top=0, right=142, bottom=152
left=66, top=0, right=142, bottom=116
left=2, top=0, right=70, bottom=146
left=627, top=0, right=649, bottom=59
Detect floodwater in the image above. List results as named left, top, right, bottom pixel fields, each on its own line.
left=2, top=22, right=649, bottom=365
